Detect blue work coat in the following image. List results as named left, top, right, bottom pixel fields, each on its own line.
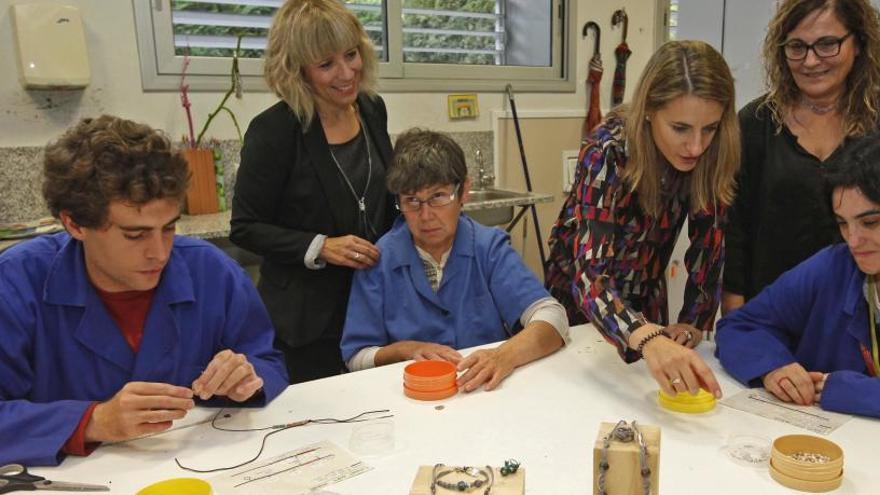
left=0, top=233, right=288, bottom=466
left=341, top=215, right=550, bottom=362
left=716, top=244, right=880, bottom=418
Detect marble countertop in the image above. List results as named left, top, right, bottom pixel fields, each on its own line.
left=176, top=211, right=232, bottom=239
left=461, top=190, right=554, bottom=211
left=177, top=190, right=553, bottom=239
left=0, top=190, right=554, bottom=251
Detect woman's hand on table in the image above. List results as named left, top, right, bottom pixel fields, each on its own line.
left=762, top=362, right=818, bottom=406
left=632, top=325, right=722, bottom=398
left=411, top=343, right=463, bottom=363
left=456, top=347, right=516, bottom=393
left=375, top=341, right=462, bottom=366
left=664, top=323, right=702, bottom=348
left=321, top=235, right=380, bottom=269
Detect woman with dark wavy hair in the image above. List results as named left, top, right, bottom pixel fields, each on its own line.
left=718, top=133, right=880, bottom=418
left=723, top=0, right=880, bottom=314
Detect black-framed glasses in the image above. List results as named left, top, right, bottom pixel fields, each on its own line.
left=782, top=32, right=853, bottom=61
left=396, top=183, right=460, bottom=212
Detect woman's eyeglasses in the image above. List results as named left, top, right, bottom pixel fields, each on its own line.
left=397, top=183, right=460, bottom=212
left=782, top=32, right=852, bottom=61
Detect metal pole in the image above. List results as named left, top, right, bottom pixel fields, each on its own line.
left=505, top=83, right=547, bottom=269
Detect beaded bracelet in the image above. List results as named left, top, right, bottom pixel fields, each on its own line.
left=430, top=464, right=493, bottom=494
left=636, top=327, right=668, bottom=356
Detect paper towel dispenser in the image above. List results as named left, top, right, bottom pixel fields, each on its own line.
left=11, top=2, right=91, bottom=89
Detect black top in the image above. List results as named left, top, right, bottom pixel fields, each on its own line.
left=328, top=126, right=386, bottom=242
left=724, top=96, right=843, bottom=300
left=230, top=94, right=396, bottom=348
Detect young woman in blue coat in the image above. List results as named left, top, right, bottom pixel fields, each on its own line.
left=717, top=135, right=880, bottom=418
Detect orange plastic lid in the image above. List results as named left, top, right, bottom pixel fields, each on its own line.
left=404, top=383, right=458, bottom=401
left=404, top=360, right=457, bottom=390
left=404, top=360, right=457, bottom=378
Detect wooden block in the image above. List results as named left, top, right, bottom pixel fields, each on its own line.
left=409, top=465, right=524, bottom=495
left=593, top=422, right=661, bottom=495
left=183, top=148, right=220, bottom=215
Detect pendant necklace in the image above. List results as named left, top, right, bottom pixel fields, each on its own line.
left=328, top=111, right=377, bottom=239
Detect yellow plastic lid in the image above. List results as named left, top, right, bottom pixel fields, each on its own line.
left=136, top=478, right=212, bottom=495
left=658, top=389, right=717, bottom=413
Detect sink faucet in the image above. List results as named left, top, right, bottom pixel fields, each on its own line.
left=475, top=149, right=494, bottom=190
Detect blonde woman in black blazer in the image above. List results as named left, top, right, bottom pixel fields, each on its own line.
left=231, top=0, right=395, bottom=383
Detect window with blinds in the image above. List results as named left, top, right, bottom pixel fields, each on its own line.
left=133, top=0, right=575, bottom=92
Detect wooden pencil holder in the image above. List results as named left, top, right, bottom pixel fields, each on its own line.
left=592, top=421, right=661, bottom=495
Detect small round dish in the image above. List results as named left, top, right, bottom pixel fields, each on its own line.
left=658, top=389, right=716, bottom=413
left=137, top=478, right=212, bottom=495
left=723, top=434, right=771, bottom=468
left=770, top=434, right=844, bottom=484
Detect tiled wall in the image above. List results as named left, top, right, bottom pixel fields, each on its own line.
left=0, top=131, right=493, bottom=224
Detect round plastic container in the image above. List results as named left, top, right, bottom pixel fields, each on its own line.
left=769, top=461, right=843, bottom=492
left=769, top=435, right=843, bottom=491
left=403, top=360, right=458, bottom=400
left=137, top=478, right=212, bottom=495
left=403, top=384, right=458, bottom=401
left=658, top=389, right=716, bottom=413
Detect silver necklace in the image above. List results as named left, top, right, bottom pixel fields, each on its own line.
left=328, top=113, right=376, bottom=238
left=597, top=420, right=651, bottom=495
left=801, top=97, right=838, bottom=115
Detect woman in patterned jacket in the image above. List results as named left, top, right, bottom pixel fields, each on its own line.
left=545, top=40, right=740, bottom=398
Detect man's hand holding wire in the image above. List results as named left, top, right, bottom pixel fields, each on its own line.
left=192, top=350, right=264, bottom=402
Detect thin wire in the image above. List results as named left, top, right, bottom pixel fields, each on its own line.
left=174, top=408, right=393, bottom=473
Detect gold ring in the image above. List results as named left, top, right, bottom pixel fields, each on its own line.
left=353, top=251, right=360, bottom=260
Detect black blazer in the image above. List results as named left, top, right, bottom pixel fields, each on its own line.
left=230, top=94, right=396, bottom=348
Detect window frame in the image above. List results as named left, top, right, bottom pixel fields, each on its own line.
left=132, top=0, right=577, bottom=93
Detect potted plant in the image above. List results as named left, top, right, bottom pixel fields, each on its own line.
left=178, top=36, right=244, bottom=215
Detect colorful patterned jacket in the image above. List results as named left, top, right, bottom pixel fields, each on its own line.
left=545, top=116, right=726, bottom=362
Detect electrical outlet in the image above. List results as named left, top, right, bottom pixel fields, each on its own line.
left=561, top=149, right=580, bottom=192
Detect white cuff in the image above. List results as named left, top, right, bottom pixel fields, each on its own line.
left=521, top=297, right=570, bottom=344
left=346, top=346, right=380, bottom=371
left=305, top=234, right=327, bottom=269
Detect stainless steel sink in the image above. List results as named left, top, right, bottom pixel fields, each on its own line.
left=467, top=188, right=524, bottom=203
left=465, top=188, right=530, bottom=226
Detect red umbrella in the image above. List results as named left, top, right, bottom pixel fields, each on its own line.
left=582, top=21, right=603, bottom=140
left=611, top=9, right=631, bottom=107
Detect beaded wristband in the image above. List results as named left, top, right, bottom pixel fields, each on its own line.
left=430, top=464, right=493, bottom=494
left=636, top=327, right=668, bottom=356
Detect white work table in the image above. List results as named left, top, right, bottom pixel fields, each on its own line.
left=35, top=325, right=877, bottom=494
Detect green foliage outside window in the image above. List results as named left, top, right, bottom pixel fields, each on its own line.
left=171, top=0, right=501, bottom=65
left=403, top=0, right=498, bottom=65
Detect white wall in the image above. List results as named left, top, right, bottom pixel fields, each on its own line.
left=0, top=0, right=658, bottom=148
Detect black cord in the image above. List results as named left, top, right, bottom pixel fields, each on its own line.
left=174, top=408, right=393, bottom=473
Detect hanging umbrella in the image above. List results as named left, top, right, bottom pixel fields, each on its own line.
left=582, top=21, right=603, bottom=140
left=611, top=9, right=631, bottom=107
